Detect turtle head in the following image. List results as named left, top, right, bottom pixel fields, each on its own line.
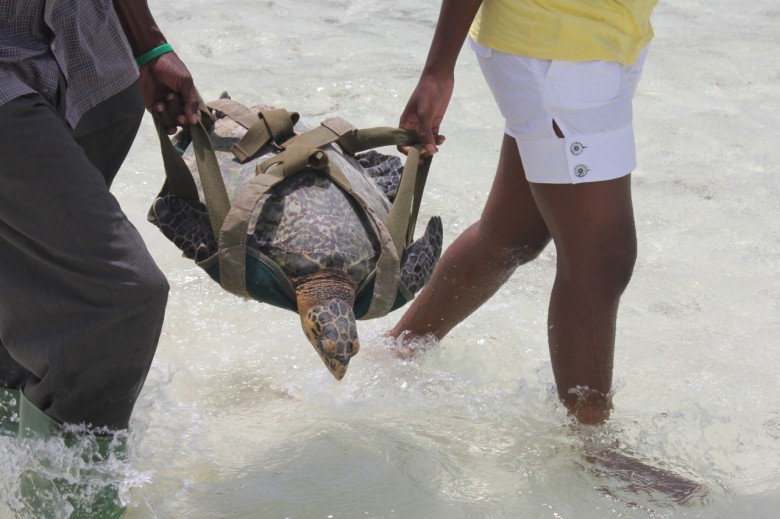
left=294, top=271, right=359, bottom=380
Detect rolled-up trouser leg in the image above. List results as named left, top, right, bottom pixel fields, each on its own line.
left=0, top=84, right=168, bottom=431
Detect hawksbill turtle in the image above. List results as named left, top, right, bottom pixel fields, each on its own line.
left=149, top=98, right=443, bottom=380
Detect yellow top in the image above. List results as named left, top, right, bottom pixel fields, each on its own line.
left=469, top=0, right=658, bottom=65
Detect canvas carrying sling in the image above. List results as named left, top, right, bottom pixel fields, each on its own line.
left=150, top=96, right=432, bottom=320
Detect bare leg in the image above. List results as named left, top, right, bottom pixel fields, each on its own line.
left=530, top=176, right=636, bottom=424
left=391, top=132, right=636, bottom=424
left=390, top=134, right=551, bottom=339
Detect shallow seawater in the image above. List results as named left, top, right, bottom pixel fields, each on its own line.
left=2, top=0, right=779, bottom=517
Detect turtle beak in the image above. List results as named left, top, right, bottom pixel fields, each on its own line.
left=300, top=300, right=360, bottom=381
left=294, top=274, right=360, bottom=381
left=315, top=337, right=360, bottom=381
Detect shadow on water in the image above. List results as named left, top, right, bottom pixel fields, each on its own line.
left=580, top=445, right=709, bottom=506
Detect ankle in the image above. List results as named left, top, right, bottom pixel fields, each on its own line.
left=563, top=386, right=612, bottom=425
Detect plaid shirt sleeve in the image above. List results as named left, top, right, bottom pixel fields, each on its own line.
left=0, top=0, right=139, bottom=128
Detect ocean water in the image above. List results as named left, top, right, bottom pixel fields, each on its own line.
left=2, top=0, right=779, bottom=517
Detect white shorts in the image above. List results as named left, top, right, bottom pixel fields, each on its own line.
left=470, top=38, right=649, bottom=184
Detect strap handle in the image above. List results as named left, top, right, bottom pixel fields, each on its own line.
left=188, top=117, right=232, bottom=241
left=257, top=120, right=431, bottom=254
left=152, top=114, right=199, bottom=202
left=386, top=146, right=431, bottom=255
left=154, top=101, right=433, bottom=314
left=152, top=96, right=231, bottom=240
left=207, top=98, right=299, bottom=163
left=258, top=118, right=355, bottom=175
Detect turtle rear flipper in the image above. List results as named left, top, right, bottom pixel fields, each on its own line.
left=400, top=216, right=443, bottom=294
left=151, top=195, right=216, bottom=262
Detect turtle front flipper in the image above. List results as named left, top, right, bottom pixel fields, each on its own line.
left=358, top=150, right=403, bottom=202
left=151, top=195, right=216, bottom=262
left=293, top=270, right=360, bottom=380
left=400, top=216, right=443, bottom=294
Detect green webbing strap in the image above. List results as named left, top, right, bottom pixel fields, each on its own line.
left=255, top=120, right=427, bottom=304
left=152, top=95, right=232, bottom=239
left=207, top=99, right=299, bottom=163
left=326, top=164, right=400, bottom=319
left=217, top=172, right=285, bottom=297
left=385, top=145, right=432, bottom=254
left=152, top=115, right=199, bottom=202
left=337, top=126, right=420, bottom=156
left=331, top=125, right=431, bottom=253
left=155, top=102, right=434, bottom=314
left=258, top=119, right=353, bottom=175
left=251, top=119, right=411, bottom=314
left=258, top=121, right=420, bottom=175
left=217, top=147, right=329, bottom=297
left=259, top=143, right=330, bottom=177
left=206, top=98, right=259, bottom=128
left=408, top=156, right=431, bottom=244
left=188, top=118, right=232, bottom=240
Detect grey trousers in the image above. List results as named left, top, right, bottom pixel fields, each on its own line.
left=0, top=81, right=169, bottom=430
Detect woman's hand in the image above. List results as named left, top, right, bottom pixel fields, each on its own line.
left=399, top=73, right=453, bottom=158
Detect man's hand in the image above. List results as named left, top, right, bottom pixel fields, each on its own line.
left=139, top=52, right=200, bottom=135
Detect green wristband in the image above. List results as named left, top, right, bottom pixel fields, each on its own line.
left=135, top=43, right=174, bottom=66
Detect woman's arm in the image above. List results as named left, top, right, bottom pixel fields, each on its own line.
left=400, top=0, right=484, bottom=155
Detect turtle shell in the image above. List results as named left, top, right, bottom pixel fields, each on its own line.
left=181, top=107, right=392, bottom=285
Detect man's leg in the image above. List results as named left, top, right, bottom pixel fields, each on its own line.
left=71, top=81, right=146, bottom=188
left=529, top=175, right=636, bottom=424
left=390, top=133, right=551, bottom=339
left=0, top=90, right=167, bottom=431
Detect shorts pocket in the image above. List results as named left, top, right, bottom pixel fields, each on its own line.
left=545, top=60, right=624, bottom=106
